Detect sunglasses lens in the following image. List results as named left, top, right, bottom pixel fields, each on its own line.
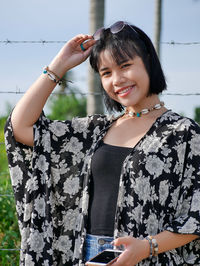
left=110, top=21, right=125, bottom=34
left=93, top=21, right=132, bottom=41
left=93, top=27, right=104, bottom=40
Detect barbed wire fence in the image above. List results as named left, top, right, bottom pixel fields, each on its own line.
left=1, top=39, right=200, bottom=45
left=0, top=39, right=200, bottom=257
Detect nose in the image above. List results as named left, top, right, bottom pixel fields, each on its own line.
left=112, top=71, right=125, bottom=87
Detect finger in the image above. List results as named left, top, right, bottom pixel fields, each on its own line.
left=81, top=45, right=94, bottom=58
left=74, top=34, right=93, bottom=44
left=111, top=250, right=130, bottom=266
left=80, top=39, right=96, bottom=51
left=113, top=236, right=133, bottom=248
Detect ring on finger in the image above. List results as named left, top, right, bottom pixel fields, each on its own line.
left=80, top=43, right=86, bottom=51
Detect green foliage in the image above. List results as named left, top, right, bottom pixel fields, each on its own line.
left=47, top=71, right=87, bottom=120
left=48, top=90, right=87, bottom=120
left=0, top=175, right=20, bottom=265
left=194, top=106, right=200, bottom=124
left=0, top=116, right=20, bottom=265
left=0, top=116, right=9, bottom=173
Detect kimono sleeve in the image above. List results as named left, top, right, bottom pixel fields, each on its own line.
left=4, top=111, right=110, bottom=217
left=4, top=111, right=108, bottom=224
left=4, top=111, right=111, bottom=265
left=165, top=121, right=200, bottom=237
left=4, top=114, right=33, bottom=217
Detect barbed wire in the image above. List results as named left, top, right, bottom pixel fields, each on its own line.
left=0, top=90, right=102, bottom=96
left=0, top=248, right=20, bottom=251
left=162, top=41, right=200, bottom=45
left=0, top=39, right=200, bottom=45
left=0, top=89, right=199, bottom=148
left=0, top=194, right=14, bottom=197
left=0, top=88, right=200, bottom=147
left=0, top=171, right=9, bottom=175
left=1, top=90, right=200, bottom=96
left=163, top=92, right=200, bottom=96
left=0, top=39, right=67, bottom=44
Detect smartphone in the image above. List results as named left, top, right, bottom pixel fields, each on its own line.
left=85, top=249, right=123, bottom=266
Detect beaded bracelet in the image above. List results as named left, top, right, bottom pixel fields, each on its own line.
left=43, top=66, right=62, bottom=85
left=146, top=236, right=158, bottom=257
left=152, top=237, right=158, bottom=256
left=146, top=236, right=153, bottom=258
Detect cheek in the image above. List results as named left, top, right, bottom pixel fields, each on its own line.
left=101, top=79, right=111, bottom=93
left=138, top=69, right=150, bottom=89
left=102, top=81, right=117, bottom=100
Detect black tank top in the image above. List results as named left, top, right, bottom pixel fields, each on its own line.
left=87, top=141, right=132, bottom=236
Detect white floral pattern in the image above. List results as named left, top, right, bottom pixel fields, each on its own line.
left=4, top=111, right=200, bottom=265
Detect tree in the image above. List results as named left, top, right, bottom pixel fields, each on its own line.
left=194, top=106, right=200, bottom=124
left=154, top=0, right=162, bottom=58
left=87, top=0, right=105, bottom=115
left=48, top=92, right=86, bottom=120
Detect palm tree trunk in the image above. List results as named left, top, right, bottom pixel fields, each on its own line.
left=154, top=0, right=162, bottom=58
left=87, top=0, right=105, bottom=115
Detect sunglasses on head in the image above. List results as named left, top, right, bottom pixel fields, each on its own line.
left=93, top=21, right=139, bottom=40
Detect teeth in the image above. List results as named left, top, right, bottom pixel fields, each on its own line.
left=118, top=87, right=131, bottom=94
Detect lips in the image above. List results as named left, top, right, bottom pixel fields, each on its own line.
left=115, top=85, right=135, bottom=97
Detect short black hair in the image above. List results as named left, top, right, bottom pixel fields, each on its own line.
left=89, top=22, right=167, bottom=112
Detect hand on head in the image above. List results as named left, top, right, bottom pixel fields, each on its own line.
left=51, top=34, right=96, bottom=74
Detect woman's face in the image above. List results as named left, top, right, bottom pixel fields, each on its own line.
left=98, top=49, right=150, bottom=110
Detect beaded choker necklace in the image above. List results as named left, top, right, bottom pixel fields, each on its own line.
left=124, top=102, right=164, bottom=118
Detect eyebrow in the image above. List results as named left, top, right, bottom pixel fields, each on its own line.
left=99, top=67, right=109, bottom=72
left=118, top=59, right=130, bottom=65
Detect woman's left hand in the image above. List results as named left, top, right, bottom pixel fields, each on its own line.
left=111, top=236, right=149, bottom=266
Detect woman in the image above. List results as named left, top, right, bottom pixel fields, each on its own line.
left=4, top=21, right=200, bottom=265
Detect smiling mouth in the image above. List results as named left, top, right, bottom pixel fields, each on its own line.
left=116, top=86, right=135, bottom=96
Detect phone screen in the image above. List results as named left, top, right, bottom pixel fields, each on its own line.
left=88, top=250, right=122, bottom=263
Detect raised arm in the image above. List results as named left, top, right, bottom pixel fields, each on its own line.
left=11, top=35, right=95, bottom=146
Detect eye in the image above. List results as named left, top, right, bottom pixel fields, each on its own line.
left=121, top=63, right=131, bottom=69
left=101, top=71, right=111, bottom=77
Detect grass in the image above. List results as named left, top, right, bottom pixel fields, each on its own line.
left=0, top=116, right=20, bottom=265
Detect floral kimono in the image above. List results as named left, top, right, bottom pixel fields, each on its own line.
left=4, top=110, right=200, bottom=265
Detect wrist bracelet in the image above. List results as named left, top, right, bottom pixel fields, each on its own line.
left=146, top=235, right=158, bottom=257
left=43, top=66, right=62, bottom=85
left=152, top=238, right=158, bottom=256
left=146, top=236, right=153, bottom=258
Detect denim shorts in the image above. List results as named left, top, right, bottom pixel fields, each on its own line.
left=84, top=234, right=114, bottom=263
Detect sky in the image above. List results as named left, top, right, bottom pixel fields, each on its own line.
left=0, top=0, right=200, bottom=119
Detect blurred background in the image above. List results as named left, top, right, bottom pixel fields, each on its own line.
left=1, top=0, right=200, bottom=118
left=0, top=0, right=200, bottom=264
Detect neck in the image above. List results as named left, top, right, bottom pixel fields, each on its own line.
left=124, top=97, right=165, bottom=118
left=126, top=95, right=161, bottom=114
